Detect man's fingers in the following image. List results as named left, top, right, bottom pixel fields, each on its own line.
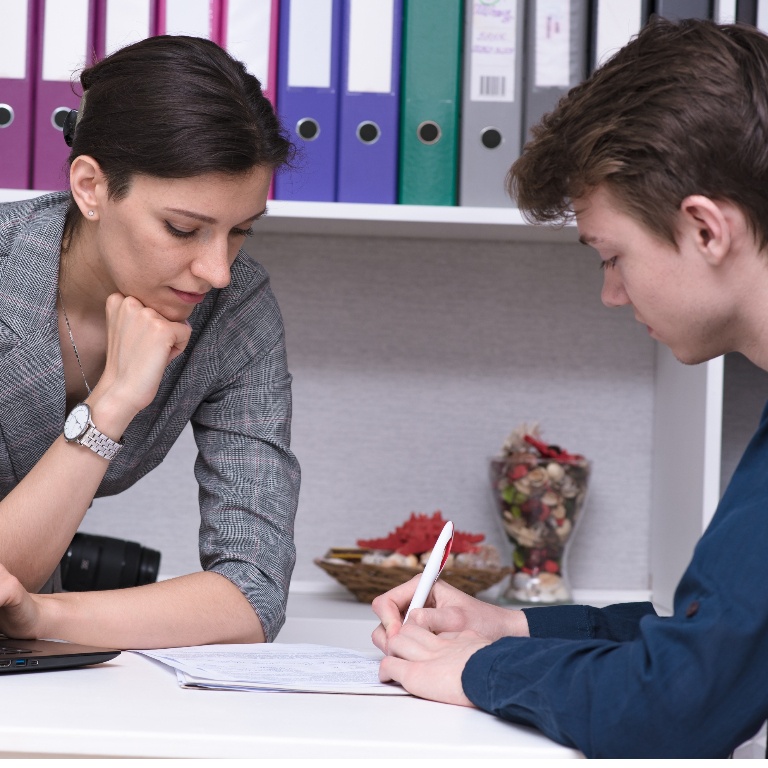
left=406, top=605, right=466, bottom=634
left=378, top=654, right=408, bottom=684
left=386, top=623, right=442, bottom=661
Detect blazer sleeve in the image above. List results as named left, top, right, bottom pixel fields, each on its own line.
left=190, top=263, right=300, bottom=642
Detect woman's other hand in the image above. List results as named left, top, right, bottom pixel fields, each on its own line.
left=88, top=292, right=192, bottom=435
left=0, top=563, right=43, bottom=640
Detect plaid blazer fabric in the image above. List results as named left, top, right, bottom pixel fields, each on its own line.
left=0, top=193, right=300, bottom=641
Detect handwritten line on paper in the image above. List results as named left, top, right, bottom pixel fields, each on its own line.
left=133, top=643, right=409, bottom=696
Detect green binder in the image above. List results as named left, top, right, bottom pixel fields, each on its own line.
left=398, top=0, right=464, bottom=206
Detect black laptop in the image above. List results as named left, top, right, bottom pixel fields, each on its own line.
left=0, top=638, right=120, bottom=672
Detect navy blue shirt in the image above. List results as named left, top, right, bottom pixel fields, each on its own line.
left=462, top=402, right=768, bottom=758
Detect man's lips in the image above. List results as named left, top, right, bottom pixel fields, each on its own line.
left=171, top=288, right=207, bottom=304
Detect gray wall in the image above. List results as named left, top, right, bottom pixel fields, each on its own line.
left=721, top=352, right=768, bottom=490
left=82, top=232, right=656, bottom=591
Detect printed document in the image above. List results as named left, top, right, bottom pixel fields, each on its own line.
left=134, top=643, right=408, bottom=695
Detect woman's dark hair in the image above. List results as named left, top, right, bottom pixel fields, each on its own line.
left=65, top=35, right=292, bottom=235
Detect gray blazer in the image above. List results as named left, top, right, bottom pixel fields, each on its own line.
left=0, top=193, right=300, bottom=641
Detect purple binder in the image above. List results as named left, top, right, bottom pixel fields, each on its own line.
left=274, top=0, right=342, bottom=202
left=336, top=0, right=401, bottom=204
left=32, top=0, right=96, bottom=192
left=0, top=0, right=37, bottom=190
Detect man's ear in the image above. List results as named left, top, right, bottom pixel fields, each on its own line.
left=678, top=195, right=733, bottom=266
left=69, top=155, right=107, bottom=221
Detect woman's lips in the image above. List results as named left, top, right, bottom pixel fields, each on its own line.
left=171, top=288, right=207, bottom=304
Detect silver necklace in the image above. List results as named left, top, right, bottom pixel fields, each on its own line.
left=58, top=287, right=92, bottom=396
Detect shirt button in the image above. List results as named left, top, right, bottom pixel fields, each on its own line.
left=685, top=600, right=700, bottom=618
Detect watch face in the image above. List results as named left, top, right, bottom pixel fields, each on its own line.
left=64, top=403, right=90, bottom=440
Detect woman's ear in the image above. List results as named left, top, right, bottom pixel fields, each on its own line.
left=69, top=155, right=106, bottom=221
left=678, top=195, right=736, bottom=266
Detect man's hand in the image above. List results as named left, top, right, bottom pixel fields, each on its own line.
left=380, top=623, right=491, bottom=706
left=371, top=576, right=529, bottom=654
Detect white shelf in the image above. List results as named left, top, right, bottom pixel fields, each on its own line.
left=259, top=199, right=578, bottom=242
left=0, top=188, right=579, bottom=243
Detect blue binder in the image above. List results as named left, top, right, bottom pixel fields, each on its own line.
left=336, top=0, right=402, bottom=204
left=274, top=0, right=342, bottom=202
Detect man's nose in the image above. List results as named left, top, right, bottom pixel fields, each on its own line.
left=601, top=270, right=629, bottom=307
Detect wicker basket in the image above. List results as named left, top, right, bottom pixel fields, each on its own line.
left=314, top=557, right=511, bottom=603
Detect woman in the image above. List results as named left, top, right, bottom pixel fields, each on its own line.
left=0, top=35, right=299, bottom=648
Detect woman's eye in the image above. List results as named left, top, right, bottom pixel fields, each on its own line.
left=231, top=226, right=254, bottom=238
left=165, top=221, right=195, bottom=239
left=599, top=256, right=618, bottom=270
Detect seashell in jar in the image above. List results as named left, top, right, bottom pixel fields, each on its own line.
left=555, top=518, right=573, bottom=540
left=536, top=572, right=570, bottom=603
left=503, top=518, right=545, bottom=548
left=560, top=475, right=580, bottom=498
left=527, top=467, right=549, bottom=488
left=513, top=477, right=532, bottom=495
left=542, top=490, right=560, bottom=507
left=546, top=462, right=566, bottom=484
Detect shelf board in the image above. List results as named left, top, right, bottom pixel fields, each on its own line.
left=258, top=200, right=578, bottom=242
left=0, top=189, right=578, bottom=243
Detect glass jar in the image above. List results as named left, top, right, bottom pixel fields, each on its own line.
left=490, top=453, right=590, bottom=604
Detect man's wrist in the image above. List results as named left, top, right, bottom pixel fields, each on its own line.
left=502, top=607, right=531, bottom=638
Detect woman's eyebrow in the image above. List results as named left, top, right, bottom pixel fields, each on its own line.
left=164, top=207, right=267, bottom=224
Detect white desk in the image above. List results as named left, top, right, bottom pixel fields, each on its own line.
left=0, top=587, right=581, bottom=759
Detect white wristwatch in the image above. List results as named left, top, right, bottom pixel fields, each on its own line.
left=64, top=402, right=123, bottom=461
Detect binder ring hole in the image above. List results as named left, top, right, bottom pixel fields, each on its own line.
left=51, top=107, right=70, bottom=131
left=356, top=121, right=380, bottom=144
left=296, top=118, right=320, bottom=141
left=0, top=105, right=13, bottom=128
left=481, top=127, right=502, bottom=149
left=417, top=121, right=441, bottom=145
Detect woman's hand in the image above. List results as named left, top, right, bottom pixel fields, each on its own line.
left=371, top=576, right=529, bottom=654
left=0, top=564, right=43, bottom=640
left=89, top=293, right=192, bottom=435
left=379, top=623, right=491, bottom=706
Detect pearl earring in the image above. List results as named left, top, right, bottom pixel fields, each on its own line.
left=87, top=210, right=94, bottom=217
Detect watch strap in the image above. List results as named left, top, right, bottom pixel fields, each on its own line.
left=78, top=423, right=123, bottom=461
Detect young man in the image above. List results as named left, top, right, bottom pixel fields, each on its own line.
left=370, top=18, right=768, bottom=758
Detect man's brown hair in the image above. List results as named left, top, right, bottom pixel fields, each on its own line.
left=509, top=17, right=768, bottom=248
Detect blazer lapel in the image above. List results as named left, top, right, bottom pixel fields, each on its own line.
left=0, top=196, right=67, bottom=481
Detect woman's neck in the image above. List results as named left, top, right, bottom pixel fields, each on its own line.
left=59, top=220, right=112, bottom=323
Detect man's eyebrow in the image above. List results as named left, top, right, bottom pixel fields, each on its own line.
left=164, top=207, right=267, bottom=224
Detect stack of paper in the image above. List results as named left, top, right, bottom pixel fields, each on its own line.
left=134, top=643, right=408, bottom=696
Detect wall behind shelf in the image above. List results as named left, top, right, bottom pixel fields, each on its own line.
left=81, top=231, right=656, bottom=592
left=721, top=352, right=768, bottom=490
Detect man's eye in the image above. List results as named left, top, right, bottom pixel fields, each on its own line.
left=165, top=222, right=195, bottom=239
left=599, top=256, right=618, bottom=270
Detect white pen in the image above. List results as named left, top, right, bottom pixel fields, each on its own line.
left=403, top=520, right=454, bottom=623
